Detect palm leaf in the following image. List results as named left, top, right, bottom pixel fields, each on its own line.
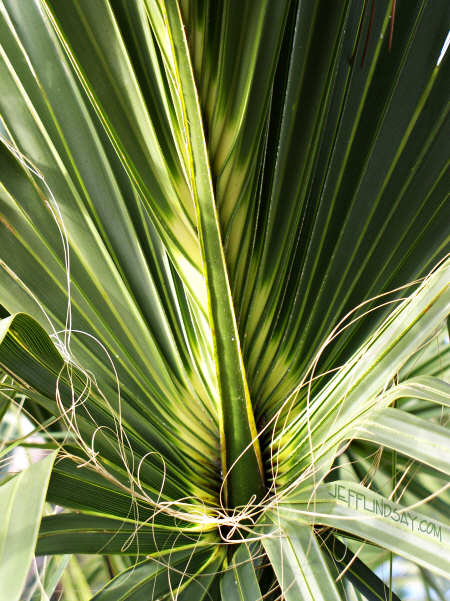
left=0, top=0, right=448, bottom=598
left=220, top=541, right=263, bottom=601
left=261, top=518, right=342, bottom=601
left=321, top=534, right=401, bottom=601
left=280, top=480, right=450, bottom=578
left=0, top=452, right=56, bottom=601
left=91, top=546, right=224, bottom=601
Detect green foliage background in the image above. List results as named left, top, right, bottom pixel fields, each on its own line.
left=0, top=0, right=449, bottom=599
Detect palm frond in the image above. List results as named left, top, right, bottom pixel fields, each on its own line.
left=0, top=0, right=448, bottom=598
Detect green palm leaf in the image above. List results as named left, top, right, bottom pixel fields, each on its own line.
left=261, top=518, right=342, bottom=601
left=280, top=480, right=450, bottom=578
left=0, top=453, right=56, bottom=601
left=220, top=541, right=263, bottom=601
left=0, top=0, right=448, bottom=598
